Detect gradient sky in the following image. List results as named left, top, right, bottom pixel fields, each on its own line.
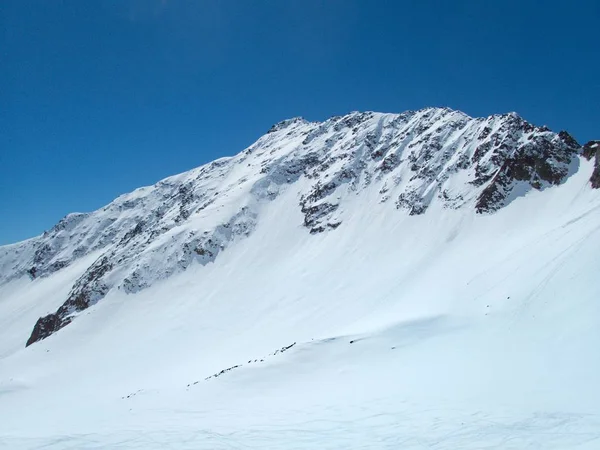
left=1, top=0, right=599, bottom=245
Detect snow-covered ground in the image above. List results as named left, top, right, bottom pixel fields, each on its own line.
left=0, top=151, right=599, bottom=449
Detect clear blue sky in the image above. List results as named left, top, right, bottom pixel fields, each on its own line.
left=1, top=0, right=599, bottom=245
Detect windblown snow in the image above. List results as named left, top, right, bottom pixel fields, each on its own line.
left=0, top=108, right=599, bottom=449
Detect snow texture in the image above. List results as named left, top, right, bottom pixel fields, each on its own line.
left=0, top=108, right=599, bottom=448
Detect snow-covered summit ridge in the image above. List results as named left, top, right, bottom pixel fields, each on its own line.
left=0, top=107, right=595, bottom=346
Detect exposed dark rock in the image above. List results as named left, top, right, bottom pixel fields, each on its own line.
left=27, top=267, right=37, bottom=279
left=558, top=130, right=579, bottom=149
left=475, top=134, right=581, bottom=213
left=396, top=190, right=427, bottom=215
left=298, top=168, right=356, bottom=232
left=582, top=140, right=600, bottom=160
left=478, top=126, right=492, bottom=140
left=26, top=256, right=113, bottom=346
left=472, top=141, right=493, bottom=164
left=174, top=184, right=195, bottom=223
left=582, top=141, right=600, bottom=189
left=204, top=364, right=242, bottom=381
left=267, top=117, right=306, bottom=134
left=26, top=314, right=66, bottom=347
left=33, top=244, right=53, bottom=266
left=272, top=342, right=296, bottom=355
left=50, top=213, right=89, bottom=234
left=48, top=259, right=68, bottom=273
left=378, top=153, right=401, bottom=173
left=301, top=202, right=340, bottom=233
left=193, top=342, right=298, bottom=385
left=589, top=163, right=600, bottom=190
left=119, top=221, right=145, bottom=245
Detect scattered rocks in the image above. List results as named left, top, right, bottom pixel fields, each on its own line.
left=188, top=342, right=297, bottom=386
left=271, top=342, right=296, bottom=355
left=121, top=389, right=143, bottom=400
left=204, top=365, right=242, bottom=381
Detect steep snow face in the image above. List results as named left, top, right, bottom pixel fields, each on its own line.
left=0, top=151, right=599, bottom=449
left=0, top=107, right=586, bottom=346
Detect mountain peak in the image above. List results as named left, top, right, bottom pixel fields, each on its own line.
left=267, top=117, right=309, bottom=133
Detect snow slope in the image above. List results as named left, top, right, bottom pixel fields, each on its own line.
left=2, top=108, right=586, bottom=346
left=0, top=108, right=599, bottom=448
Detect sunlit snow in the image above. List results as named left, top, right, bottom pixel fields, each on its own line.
left=0, top=114, right=599, bottom=449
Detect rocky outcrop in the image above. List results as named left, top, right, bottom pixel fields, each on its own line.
left=26, top=256, right=113, bottom=346
left=583, top=141, right=600, bottom=189
left=25, top=206, right=258, bottom=346
left=475, top=127, right=580, bottom=213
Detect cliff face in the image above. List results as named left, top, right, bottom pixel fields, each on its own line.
left=0, top=107, right=590, bottom=346
left=582, top=140, right=600, bottom=188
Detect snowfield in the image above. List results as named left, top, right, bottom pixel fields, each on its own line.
left=0, top=110, right=599, bottom=449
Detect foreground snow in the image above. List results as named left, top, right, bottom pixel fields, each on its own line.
left=0, top=157, right=599, bottom=448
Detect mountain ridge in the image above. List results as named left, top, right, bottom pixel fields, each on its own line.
left=0, top=107, right=596, bottom=346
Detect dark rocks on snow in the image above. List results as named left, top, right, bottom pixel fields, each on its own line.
left=119, top=221, right=145, bottom=245
left=26, top=314, right=67, bottom=347
left=475, top=134, right=580, bottom=213
left=267, top=117, right=306, bottom=134
left=558, top=130, right=580, bottom=149
left=272, top=342, right=296, bottom=355
left=301, top=202, right=340, bottom=233
left=378, top=153, right=401, bottom=173
left=204, top=364, right=242, bottom=381
left=582, top=141, right=599, bottom=160
left=174, top=184, right=195, bottom=223
left=396, top=191, right=427, bottom=216
left=26, top=256, right=113, bottom=346
left=582, top=141, right=600, bottom=189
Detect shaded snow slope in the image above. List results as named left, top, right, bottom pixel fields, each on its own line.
left=0, top=108, right=589, bottom=346
left=0, top=147, right=599, bottom=449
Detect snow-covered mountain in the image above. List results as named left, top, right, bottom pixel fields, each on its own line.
left=1, top=107, right=599, bottom=449
left=0, top=107, right=590, bottom=345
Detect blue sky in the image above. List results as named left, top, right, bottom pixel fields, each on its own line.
left=1, top=0, right=599, bottom=245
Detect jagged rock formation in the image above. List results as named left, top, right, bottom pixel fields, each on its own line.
left=0, top=107, right=592, bottom=346
left=583, top=140, right=600, bottom=189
